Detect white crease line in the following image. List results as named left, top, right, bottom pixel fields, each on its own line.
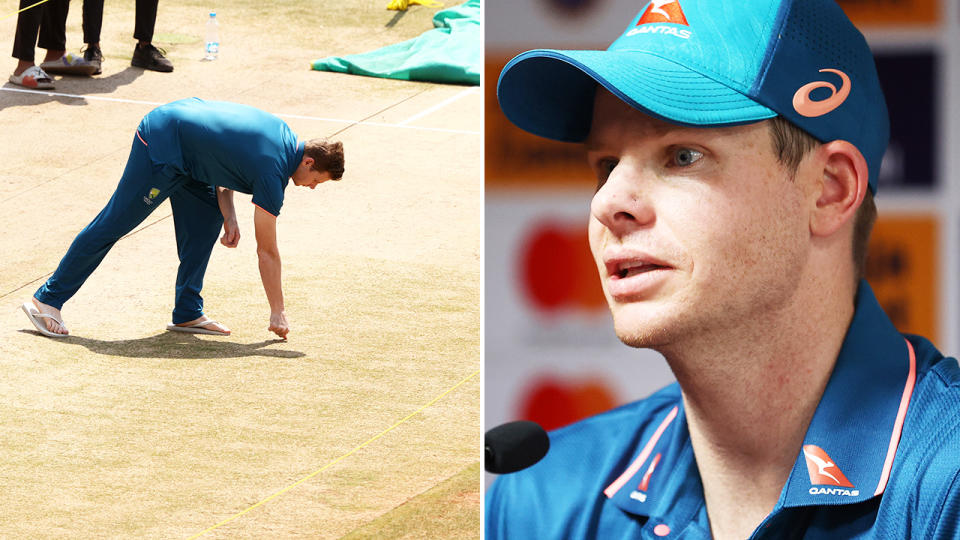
left=0, top=86, right=480, bottom=135
left=352, top=120, right=477, bottom=135
left=398, top=87, right=478, bottom=126
left=1, top=85, right=164, bottom=106
left=276, top=113, right=479, bottom=135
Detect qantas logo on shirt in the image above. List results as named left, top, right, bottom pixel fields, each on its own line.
left=626, top=1, right=692, bottom=39
left=803, top=445, right=860, bottom=496
left=628, top=452, right=662, bottom=502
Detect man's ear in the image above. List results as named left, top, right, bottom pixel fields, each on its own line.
left=302, top=156, right=315, bottom=168
left=808, top=140, right=869, bottom=238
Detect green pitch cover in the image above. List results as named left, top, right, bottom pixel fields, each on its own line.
left=311, top=0, right=480, bottom=85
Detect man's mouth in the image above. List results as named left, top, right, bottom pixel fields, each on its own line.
left=602, top=252, right=674, bottom=299
left=615, top=261, right=669, bottom=279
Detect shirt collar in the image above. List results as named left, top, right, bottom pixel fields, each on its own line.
left=603, top=280, right=917, bottom=522
left=605, top=402, right=710, bottom=531
left=778, top=280, right=916, bottom=508
left=286, top=140, right=305, bottom=179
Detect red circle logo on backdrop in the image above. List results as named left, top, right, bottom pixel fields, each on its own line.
left=520, top=220, right=607, bottom=313
left=519, top=376, right=618, bottom=430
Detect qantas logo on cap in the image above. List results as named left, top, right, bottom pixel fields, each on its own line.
left=627, top=1, right=692, bottom=39
left=637, top=1, right=688, bottom=25
left=792, top=69, right=851, bottom=118
left=803, top=445, right=860, bottom=497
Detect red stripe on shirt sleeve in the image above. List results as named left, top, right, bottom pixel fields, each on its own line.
left=252, top=202, right=278, bottom=217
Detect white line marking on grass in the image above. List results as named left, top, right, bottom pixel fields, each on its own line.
left=398, top=87, right=478, bottom=126
left=279, top=113, right=479, bottom=135
left=1, top=85, right=164, bottom=106
left=0, top=87, right=480, bottom=135
left=341, top=120, right=478, bottom=135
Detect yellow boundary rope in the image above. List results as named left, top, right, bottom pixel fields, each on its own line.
left=187, top=368, right=480, bottom=539
left=387, top=0, right=443, bottom=11
left=0, top=0, right=51, bottom=22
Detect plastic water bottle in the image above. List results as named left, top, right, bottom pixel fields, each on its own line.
left=204, top=12, right=219, bottom=60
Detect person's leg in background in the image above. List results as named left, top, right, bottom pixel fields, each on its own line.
left=36, top=0, right=97, bottom=77
left=81, top=0, right=105, bottom=74
left=131, top=0, right=173, bottom=72
left=9, top=0, right=60, bottom=87
left=36, top=0, right=68, bottom=63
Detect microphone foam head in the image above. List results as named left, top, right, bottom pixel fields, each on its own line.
left=485, top=420, right=550, bottom=474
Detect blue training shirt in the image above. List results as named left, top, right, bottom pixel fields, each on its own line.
left=486, top=281, right=960, bottom=539
left=137, top=98, right=304, bottom=217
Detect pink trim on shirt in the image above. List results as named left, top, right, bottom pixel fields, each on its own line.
left=604, top=406, right=679, bottom=498
left=874, top=339, right=917, bottom=496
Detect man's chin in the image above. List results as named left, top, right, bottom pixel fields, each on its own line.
left=609, top=306, right=681, bottom=349
left=613, top=325, right=674, bottom=349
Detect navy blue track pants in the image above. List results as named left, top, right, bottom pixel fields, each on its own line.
left=34, top=134, right=223, bottom=324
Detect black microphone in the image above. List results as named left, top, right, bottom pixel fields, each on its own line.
left=485, top=420, right=550, bottom=474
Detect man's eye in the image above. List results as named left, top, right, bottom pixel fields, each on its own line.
left=595, top=158, right=618, bottom=190
left=672, top=148, right=703, bottom=167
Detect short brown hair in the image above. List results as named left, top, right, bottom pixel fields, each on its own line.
left=304, top=138, right=345, bottom=180
left=767, top=116, right=877, bottom=280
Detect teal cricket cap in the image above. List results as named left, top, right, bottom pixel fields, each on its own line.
left=497, top=0, right=890, bottom=193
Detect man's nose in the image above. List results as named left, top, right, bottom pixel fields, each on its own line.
left=590, top=164, right=656, bottom=236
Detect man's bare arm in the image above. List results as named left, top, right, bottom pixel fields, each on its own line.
left=217, top=187, right=240, bottom=248
left=253, top=205, right=288, bottom=338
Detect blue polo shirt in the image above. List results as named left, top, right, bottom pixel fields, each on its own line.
left=486, top=281, right=960, bottom=539
left=137, top=98, right=304, bottom=216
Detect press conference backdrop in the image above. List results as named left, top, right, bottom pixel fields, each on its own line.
left=485, top=0, right=960, bottom=482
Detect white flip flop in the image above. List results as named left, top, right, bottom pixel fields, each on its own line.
left=166, top=320, right=230, bottom=336
left=8, top=66, right=55, bottom=89
left=21, top=302, right=68, bottom=338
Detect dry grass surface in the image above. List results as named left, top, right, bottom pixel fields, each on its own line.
left=341, top=462, right=482, bottom=539
left=0, top=0, right=480, bottom=538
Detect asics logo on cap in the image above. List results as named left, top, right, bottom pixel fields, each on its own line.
left=636, top=0, right=688, bottom=26
left=802, top=445, right=854, bottom=488
left=792, top=69, right=851, bottom=118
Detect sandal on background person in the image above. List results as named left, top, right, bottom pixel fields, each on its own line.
left=8, top=65, right=54, bottom=89
left=39, top=51, right=97, bottom=76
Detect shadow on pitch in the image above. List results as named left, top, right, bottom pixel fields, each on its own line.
left=0, top=67, right=144, bottom=113
left=19, top=329, right=305, bottom=359
left=385, top=9, right=407, bottom=28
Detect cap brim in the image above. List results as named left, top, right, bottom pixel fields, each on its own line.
left=497, top=49, right=777, bottom=142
